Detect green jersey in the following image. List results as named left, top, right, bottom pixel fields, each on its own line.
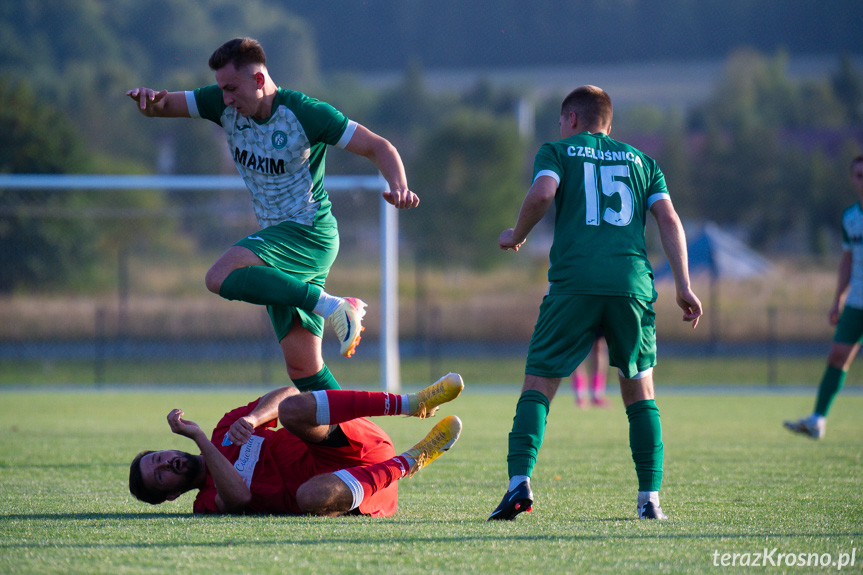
left=841, top=202, right=863, bottom=309
left=533, top=131, right=670, bottom=301
left=186, top=86, right=354, bottom=228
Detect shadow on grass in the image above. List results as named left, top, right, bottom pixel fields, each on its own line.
left=0, top=463, right=128, bottom=469
left=1, top=513, right=861, bottom=548
left=0, top=513, right=190, bottom=521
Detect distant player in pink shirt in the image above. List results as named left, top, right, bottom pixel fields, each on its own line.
left=571, top=332, right=610, bottom=408
left=129, top=374, right=463, bottom=516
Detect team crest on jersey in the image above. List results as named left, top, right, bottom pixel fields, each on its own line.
left=272, top=131, right=288, bottom=150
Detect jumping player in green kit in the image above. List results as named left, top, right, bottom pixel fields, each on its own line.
left=127, top=38, right=419, bottom=393
left=489, top=85, right=703, bottom=521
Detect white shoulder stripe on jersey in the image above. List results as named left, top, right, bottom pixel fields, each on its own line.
left=185, top=91, right=200, bottom=118
left=647, top=192, right=670, bottom=208
left=335, top=120, right=358, bottom=149
left=534, top=169, right=560, bottom=185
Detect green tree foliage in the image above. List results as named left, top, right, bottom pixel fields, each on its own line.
left=365, top=62, right=460, bottom=144
left=2, top=1, right=861, bottom=266
left=0, top=0, right=318, bottom=177
left=0, top=78, right=175, bottom=294
left=654, top=111, right=695, bottom=215
left=701, top=49, right=845, bottom=130
left=0, top=78, right=99, bottom=293
left=832, top=54, right=863, bottom=125
left=407, top=110, right=525, bottom=267
left=0, top=80, right=90, bottom=175
left=291, top=0, right=862, bottom=71
left=677, top=50, right=863, bottom=253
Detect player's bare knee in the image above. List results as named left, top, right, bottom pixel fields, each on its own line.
left=204, top=266, right=223, bottom=294
left=827, top=344, right=856, bottom=369
left=277, top=390, right=312, bottom=428
left=295, top=481, right=323, bottom=514
left=296, top=476, right=349, bottom=517
left=283, top=357, right=322, bottom=380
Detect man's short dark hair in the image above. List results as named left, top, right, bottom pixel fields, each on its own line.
left=129, top=450, right=167, bottom=505
left=209, top=37, right=267, bottom=71
left=561, top=85, right=613, bottom=129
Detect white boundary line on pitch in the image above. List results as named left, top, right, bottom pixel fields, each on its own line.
left=0, top=384, right=862, bottom=395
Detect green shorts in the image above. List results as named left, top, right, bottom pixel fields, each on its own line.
left=234, top=221, right=339, bottom=341
left=526, top=293, right=657, bottom=379
left=833, top=305, right=863, bottom=344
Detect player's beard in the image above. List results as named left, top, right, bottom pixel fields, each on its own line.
left=171, top=451, right=202, bottom=484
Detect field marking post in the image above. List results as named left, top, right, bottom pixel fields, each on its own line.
left=767, top=305, right=777, bottom=386
left=380, top=185, right=401, bottom=393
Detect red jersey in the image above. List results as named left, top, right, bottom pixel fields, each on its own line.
left=193, top=397, right=397, bottom=516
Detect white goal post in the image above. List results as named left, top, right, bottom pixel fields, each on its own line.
left=0, top=174, right=401, bottom=392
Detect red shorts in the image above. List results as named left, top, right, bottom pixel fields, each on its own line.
left=307, top=417, right=397, bottom=517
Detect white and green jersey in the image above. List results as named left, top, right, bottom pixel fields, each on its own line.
left=186, top=85, right=356, bottom=228
left=533, top=131, right=670, bottom=301
left=841, top=202, right=863, bottom=309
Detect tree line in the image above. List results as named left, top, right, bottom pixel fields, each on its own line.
left=1, top=1, right=862, bottom=293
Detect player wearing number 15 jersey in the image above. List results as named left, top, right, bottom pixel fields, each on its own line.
left=537, top=127, right=667, bottom=301
left=488, top=85, right=703, bottom=522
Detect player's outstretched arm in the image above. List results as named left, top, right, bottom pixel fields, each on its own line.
left=125, top=87, right=190, bottom=118
left=651, top=199, right=702, bottom=328
left=499, top=175, right=557, bottom=251
left=344, top=124, right=419, bottom=209
left=166, top=409, right=251, bottom=512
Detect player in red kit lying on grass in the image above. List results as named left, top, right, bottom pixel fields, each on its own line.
left=129, top=374, right=464, bottom=516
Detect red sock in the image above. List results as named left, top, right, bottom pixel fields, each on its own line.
left=591, top=372, right=606, bottom=397
left=342, top=456, right=410, bottom=498
left=319, top=390, right=407, bottom=425
left=572, top=373, right=587, bottom=397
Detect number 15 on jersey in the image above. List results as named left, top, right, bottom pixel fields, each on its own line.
left=583, top=163, right=633, bottom=227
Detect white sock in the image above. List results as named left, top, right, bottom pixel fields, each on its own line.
left=333, top=469, right=364, bottom=511
left=401, top=453, right=416, bottom=471
left=312, top=390, right=330, bottom=425
left=509, top=475, right=530, bottom=491
left=313, top=292, right=343, bottom=318
left=638, top=490, right=660, bottom=506
left=399, top=394, right=411, bottom=415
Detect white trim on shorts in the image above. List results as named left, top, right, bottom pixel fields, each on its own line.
left=619, top=366, right=653, bottom=380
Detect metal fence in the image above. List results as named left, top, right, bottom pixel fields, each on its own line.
left=0, top=174, right=403, bottom=388
left=0, top=175, right=849, bottom=387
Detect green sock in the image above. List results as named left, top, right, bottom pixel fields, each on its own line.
left=506, top=390, right=551, bottom=478
left=292, top=365, right=341, bottom=392
left=814, top=365, right=846, bottom=416
left=626, top=399, right=663, bottom=492
left=219, top=266, right=321, bottom=311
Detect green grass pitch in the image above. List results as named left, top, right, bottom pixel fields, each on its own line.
left=0, top=389, right=860, bottom=574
